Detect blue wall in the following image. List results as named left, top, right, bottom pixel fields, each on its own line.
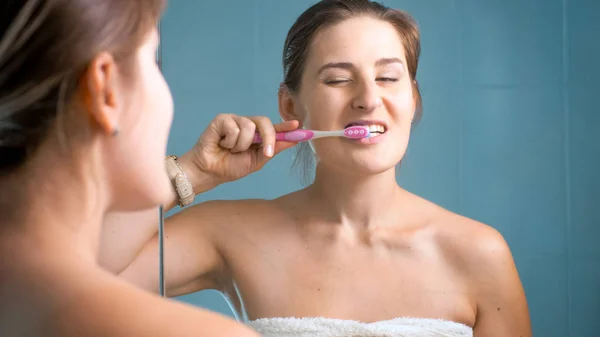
left=161, top=1, right=600, bottom=336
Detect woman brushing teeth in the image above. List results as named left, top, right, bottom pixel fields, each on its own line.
left=102, top=1, right=530, bottom=336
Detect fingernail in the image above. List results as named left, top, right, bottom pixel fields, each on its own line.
left=265, top=145, right=274, bottom=157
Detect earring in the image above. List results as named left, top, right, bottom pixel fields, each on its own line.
left=112, top=127, right=120, bottom=136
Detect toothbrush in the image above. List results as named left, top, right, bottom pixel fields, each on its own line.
left=252, top=125, right=372, bottom=144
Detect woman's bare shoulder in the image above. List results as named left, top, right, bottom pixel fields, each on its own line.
left=54, top=274, right=258, bottom=337
left=425, top=203, right=530, bottom=335
left=427, top=204, right=516, bottom=281
left=180, top=195, right=289, bottom=219
left=174, top=190, right=300, bottom=231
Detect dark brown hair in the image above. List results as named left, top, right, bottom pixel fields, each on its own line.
left=0, top=0, right=165, bottom=174
left=282, top=0, right=422, bottom=183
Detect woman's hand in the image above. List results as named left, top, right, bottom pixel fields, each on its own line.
left=179, top=114, right=300, bottom=188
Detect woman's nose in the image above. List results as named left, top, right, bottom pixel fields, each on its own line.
left=351, top=81, right=382, bottom=112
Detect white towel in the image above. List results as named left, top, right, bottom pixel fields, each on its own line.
left=248, top=317, right=473, bottom=337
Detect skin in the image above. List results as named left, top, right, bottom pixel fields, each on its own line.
left=0, top=28, right=258, bottom=337
left=102, top=17, right=532, bottom=337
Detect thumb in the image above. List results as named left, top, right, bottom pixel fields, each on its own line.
left=274, top=120, right=300, bottom=132
left=255, top=141, right=298, bottom=167
left=273, top=141, right=297, bottom=156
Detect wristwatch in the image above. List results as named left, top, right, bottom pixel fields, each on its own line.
left=165, top=155, right=195, bottom=207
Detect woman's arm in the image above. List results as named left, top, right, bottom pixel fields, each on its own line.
left=98, top=115, right=299, bottom=295
left=470, top=227, right=532, bottom=337
left=98, top=153, right=226, bottom=295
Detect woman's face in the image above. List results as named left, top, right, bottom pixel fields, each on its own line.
left=106, top=27, right=174, bottom=210
left=288, top=16, right=416, bottom=175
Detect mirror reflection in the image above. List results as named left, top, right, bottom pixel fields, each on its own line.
left=104, top=1, right=598, bottom=337
left=2, top=1, right=598, bottom=337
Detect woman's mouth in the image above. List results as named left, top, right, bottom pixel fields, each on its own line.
left=345, top=123, right=387, bottom=137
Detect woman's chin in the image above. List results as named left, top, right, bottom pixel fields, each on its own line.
left=352, top=163, right=398, bottom=176
left=319, top=157, right=399, bottom=177
left=112, top=174, right=174, bottom=212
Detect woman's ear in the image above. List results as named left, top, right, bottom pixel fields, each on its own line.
left=411, top=79, right=420, bottom=124
left=278, top=83, right=300, bottom=125
left=80, top=52, right=122, bottom=136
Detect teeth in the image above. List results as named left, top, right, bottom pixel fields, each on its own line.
left=366, top=124, right=385, bottom=133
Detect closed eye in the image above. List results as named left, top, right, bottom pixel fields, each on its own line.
left=324, top=79, right=351, bottom=85
left=376, top=77, right=398, bottom=82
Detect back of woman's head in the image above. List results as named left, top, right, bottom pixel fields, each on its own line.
left=0, top=0, right=164, bottom=175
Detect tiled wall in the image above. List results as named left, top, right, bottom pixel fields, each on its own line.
left=161, top=1, right=600, bottom=335
left=566, top=1, right=600, bottom=336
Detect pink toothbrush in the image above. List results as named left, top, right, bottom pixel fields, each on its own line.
left=252, top=125, right=372, bottom=143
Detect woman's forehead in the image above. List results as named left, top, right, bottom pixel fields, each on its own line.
left=306, top=16, right=407, bottom=66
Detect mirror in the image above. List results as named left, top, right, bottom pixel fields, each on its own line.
left=152, top=1, right=599, bottom=336
left=156, top=19, right=166, bottom=298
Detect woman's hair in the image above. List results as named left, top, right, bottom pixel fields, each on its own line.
left=0, top=0, right=165, bottom=175
left=281, top=0, right=422, bottom=184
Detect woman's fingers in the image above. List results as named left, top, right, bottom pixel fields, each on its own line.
left=216, top=114, right=242, bottom=149
left=250, top=116, right=277, bottom=157
left=274, top=119, right=300, bottom=133
left=230, top=116, right=257, bottom=153
left=273, top=139, right=298, bottom=156
left=212, top=115, right=300, bottom=158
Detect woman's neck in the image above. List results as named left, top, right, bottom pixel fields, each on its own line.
left=306, top=164, right=403, bottom=229
left=0, top=152, right=108, bottom=267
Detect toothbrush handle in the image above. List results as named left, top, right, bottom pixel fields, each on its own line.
left=252, top=130, right=314, bottom=144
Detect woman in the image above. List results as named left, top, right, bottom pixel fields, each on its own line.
left=102, top=1, right=532, bottom=337
left=0, top=1, right=261, bottom=336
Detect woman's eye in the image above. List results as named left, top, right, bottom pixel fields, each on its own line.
left=324, top=79, right=350, bottom=85
left=376, top=77, right=398, bottom=82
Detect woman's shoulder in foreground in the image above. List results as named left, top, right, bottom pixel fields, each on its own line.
left=53, top=271, right=258, bottom=337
